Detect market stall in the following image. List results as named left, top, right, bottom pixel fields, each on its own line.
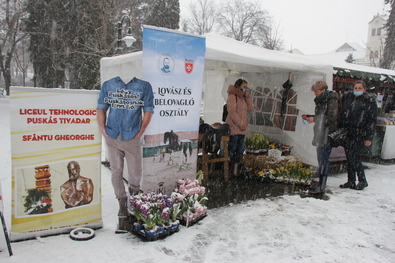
left=101, top=34, right=334, bottom=167
left=376, top=114, right=395, bottom=159
left=381, top=125, right=395, bottom=159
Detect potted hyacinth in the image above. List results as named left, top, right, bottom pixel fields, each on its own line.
left=129, top=191, right=184, bottom=240
left=161, top=207, right=172, bottom=231
left=173, top=178, right=208, bottom=227
left=129, top=192, right=174, bottom=238
left=170, top=193, right=183, bottom=229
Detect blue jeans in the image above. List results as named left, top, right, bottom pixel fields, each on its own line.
left=229, top=135, right=245, bottom=163
left=316, top=146, right=332, bottom=186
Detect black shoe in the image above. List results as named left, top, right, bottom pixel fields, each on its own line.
left=339, top=181, right=356, bottom=189
left=308, top=185, right=324, bottom=195
left=355, top=181, right=368, bottom=190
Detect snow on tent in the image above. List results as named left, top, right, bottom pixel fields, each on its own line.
left=308, top=51, right=395, bottom=84
left=100, top=32, right=333, bottom=166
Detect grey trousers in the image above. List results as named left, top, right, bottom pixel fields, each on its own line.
left=105, top=135, right=142, bottom=199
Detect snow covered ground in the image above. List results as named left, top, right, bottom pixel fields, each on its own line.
left=1, top=97, right=395, bottom=263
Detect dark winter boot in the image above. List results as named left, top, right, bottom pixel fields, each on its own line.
left=354, top=181, right=368, bottom=190
left=117, top=197, right=128, bottom=218
left=339, top=181, right=356, bottom=189
left=355, top=172, right=368, bottom=190
left=309, top=173, right=327, bottom=195
left=308, top=184, right=324, bottom=194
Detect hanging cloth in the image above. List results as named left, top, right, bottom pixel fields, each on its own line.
left=280, top=73, right=293, bottom=116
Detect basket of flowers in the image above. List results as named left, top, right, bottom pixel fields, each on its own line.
left=245, top=133, right=270, bottom=154
left=129, top=192, right=181, bottom=241
left=173, top=178, right=208, bottom=227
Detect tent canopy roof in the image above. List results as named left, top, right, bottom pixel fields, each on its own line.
left=204, top=33, right=332, bottom=75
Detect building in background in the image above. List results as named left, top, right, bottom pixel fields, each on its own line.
left=297, top=13, right=388, bottom=69
left=365, top=13, right=388, bottom=67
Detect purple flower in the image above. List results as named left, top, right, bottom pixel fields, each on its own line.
left=161, top=207, right=171, bottom=220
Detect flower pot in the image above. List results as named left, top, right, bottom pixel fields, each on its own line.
left=156, top=225, right=165, bottom=233
left=259, top=149, right=268, bottom=155
left=164, top=222, right=172, bottom=231
left=143, top=224, right=158, bottom=236
left=133, top=222, right=144, bottom=231
left=170, top=220, right=179, bottom=233
left=246, top=149, right=254, bottom=154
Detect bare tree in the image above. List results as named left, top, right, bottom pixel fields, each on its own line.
left=180, top=17, right=189, bottom=32
left=257, top=19, right=284, bottom=50
left=187, top=0, right=217, bottom=35
left=366, top=37, right=385, bottom=68
left=12, top=35, right=30, bottom=87
left=217, top=0, right=269, bottom=44
left=0, top=0, right=27, bottom=95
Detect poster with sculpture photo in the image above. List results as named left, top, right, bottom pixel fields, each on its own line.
left=10, top=87, right=102, bottom=241
left=141, top=26, right=206, bottom=195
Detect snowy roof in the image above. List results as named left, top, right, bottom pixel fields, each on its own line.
left=334, top=42, right=365, bottom=53
left=100, top=33, right=333, bottom=84
left=368, top=13, right=388, bottom=24
left=309, top=42, right=366, bottom=61
left=306, top=49, right=395, bottom=83
left=204, top=33, right=332, bottom=75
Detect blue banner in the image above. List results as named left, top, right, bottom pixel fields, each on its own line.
left=142, top=26, right=206, bottom=195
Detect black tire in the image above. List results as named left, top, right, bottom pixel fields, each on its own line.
left=69, top=227, right=95, bottom=241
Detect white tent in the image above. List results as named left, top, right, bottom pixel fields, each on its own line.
left=308, top=52, right=395, bottom=82
left=100, top=33, right=334, bottom=166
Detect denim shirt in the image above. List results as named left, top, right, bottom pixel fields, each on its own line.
left=97, top=76, right=154, bottom=141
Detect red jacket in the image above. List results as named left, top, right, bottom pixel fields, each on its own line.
left=225, top=85, right=254, bottom=135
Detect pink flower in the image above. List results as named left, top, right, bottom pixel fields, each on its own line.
left=193, top=202, right=206, bottom=216
left=186, top=180, right=199, bottom=189
left=199, top=186, right=206, bottom=196
left=170, top=192, right=184, bottom=202
left=178, top=185, right=187, bottom=195
left=177, top=179, right=185, bottom=187
left=185, top=178, right=192, bottom=185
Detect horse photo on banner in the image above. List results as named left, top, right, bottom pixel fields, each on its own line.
left=141, top=26, right=206, bottom=195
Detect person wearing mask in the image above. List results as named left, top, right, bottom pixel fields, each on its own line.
left=302, top=81, right=338, bottom=194
left=225, top=79, right=254, bottom=176
left=338, top=80, right=377, bottom=190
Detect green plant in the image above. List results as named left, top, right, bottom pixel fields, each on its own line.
left=246, top=133, right=269, bottom=149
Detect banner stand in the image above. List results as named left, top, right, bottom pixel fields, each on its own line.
left=1, top=212, right=13, bottom=256
left=0, top=182, right=13, bottom=256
